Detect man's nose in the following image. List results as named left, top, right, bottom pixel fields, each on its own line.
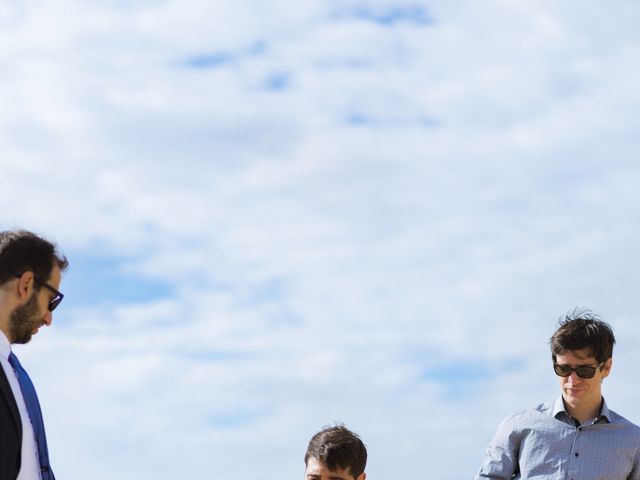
left=42, top=310, right=53, bottom=326
left=568, top=371, right=582, bottom=383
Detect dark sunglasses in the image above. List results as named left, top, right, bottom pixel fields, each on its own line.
left=34, top=279, right=64, bottom=312
left=15, top=273, right=64, bottom=311
left=553, top=362, right=604, bottom=379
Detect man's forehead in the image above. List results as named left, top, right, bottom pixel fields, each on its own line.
left=305, top=457, right=353, bottom=479
left=48, top=264, right=62, bottom=286
left=556, top=348, right=596, bottom=362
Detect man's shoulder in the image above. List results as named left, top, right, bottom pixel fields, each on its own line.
left=607, top=408, right=640, bottom=432
left=499, top=402, right=554, bottom=427
left=511, top=401, right=553, bottom=417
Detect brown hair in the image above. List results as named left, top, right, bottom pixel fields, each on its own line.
left=0, top=230, right=68, bottom=286
left=550, top=308, right=615, bottom=363
left=304, top=424, right=367, bottom=479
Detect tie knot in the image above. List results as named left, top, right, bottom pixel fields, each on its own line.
left=8, top=351, right=21, bottom=370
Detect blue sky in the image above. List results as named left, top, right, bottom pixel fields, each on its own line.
left=1, top=1, right=640, bottom=478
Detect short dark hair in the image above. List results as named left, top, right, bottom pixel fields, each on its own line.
left=550, top=308, right=615, bottom=363
left=304, top=425, right=367, bottom=479
left=0, top=230, right=68, bottom=286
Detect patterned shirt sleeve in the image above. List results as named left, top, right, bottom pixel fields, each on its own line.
left=476, top=412, right=522, bottom=479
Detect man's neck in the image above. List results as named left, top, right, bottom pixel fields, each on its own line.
left=0, top=313, right=10, bottom=343
left=564, top=396, right=603, bottom=424
left=0, top=329, right=11, bottom=360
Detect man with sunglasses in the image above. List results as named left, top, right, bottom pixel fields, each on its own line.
left=0, top=230, right=68, bottom=480
left=477, top=309, right=640, bottom=479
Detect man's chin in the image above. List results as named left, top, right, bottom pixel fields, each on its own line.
left=563, top=389, right=587, bottom=404
left=12, top=333, right=33, bottom=345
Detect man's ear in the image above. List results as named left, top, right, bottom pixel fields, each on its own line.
left=601, top=357, right=613, bottom=379
left=15, top=271, right=35, bottom=301
left=356, top=473, right=366, bottom=480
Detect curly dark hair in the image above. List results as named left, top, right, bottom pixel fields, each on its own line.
left=0, top=230, right=68, bottom=286
left=550, top=308, right=615, bottom=363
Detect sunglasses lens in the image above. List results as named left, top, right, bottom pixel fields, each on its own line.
left=574, top=367, right=596, bottom=379
left=554, top=364, right=571, bottom=377
left=49, top=296, right=62, bottom=312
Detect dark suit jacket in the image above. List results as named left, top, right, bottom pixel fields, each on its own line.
left=0, top=364, right=21, bottom=480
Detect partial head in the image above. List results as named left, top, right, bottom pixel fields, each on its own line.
left=304, top=425, right=367, bottom=480
left=0, top=230, right=68, bottom=285
left=550, top=308, right=615, bottom=364
left=0, top=230, right=68, bottom=343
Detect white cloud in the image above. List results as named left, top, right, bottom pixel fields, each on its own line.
left=2, top=0, right=640, bottom=478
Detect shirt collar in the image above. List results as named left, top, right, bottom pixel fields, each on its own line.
left=599, top=398, right=612, bottom=422
left=0, top=330, right=11, bottom=361
left=552, top=395, right=612, bottom=424
left=552, top=395, right=567, bottom=418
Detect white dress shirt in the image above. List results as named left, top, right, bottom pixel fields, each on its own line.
left=0, top=331, right=42, bottom=480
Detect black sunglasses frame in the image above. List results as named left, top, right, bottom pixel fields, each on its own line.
left=15, top=273, right=64, bottom=312
left=553, top=361, right=604, bottom=379
left=33, top=278, right=64, bottom=312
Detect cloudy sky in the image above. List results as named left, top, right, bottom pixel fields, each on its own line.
left=2, top=0, right=640, bottom=478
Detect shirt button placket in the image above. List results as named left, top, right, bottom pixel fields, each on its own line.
left=568, top=427, right=581, bottom=480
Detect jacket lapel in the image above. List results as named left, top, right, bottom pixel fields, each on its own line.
left=0, top=363, right=22, bottom=435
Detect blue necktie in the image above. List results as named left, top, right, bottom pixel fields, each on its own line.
left=8, top=352, right=56, bottom=480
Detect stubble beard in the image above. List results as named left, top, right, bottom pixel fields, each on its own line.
left=9, top=293, right=40, bottom=344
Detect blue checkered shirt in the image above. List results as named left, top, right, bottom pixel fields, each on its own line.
left=477, top=397, right=640, bottom=479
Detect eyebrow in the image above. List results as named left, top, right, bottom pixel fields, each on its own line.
left=306, top=475, right=350, bottom=480
left=556, top=361, right=599, bottom=366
